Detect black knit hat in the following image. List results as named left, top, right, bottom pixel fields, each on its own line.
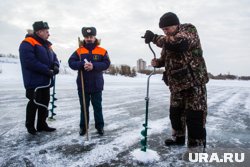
left=159, top=12, right=180, bottom=28
left=33, top=21, right=49, bottom=32
left=82, top=27, right=97, bottom=37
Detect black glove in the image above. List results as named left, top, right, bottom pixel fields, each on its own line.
left=47, top=70, right=54, bottom=77
left=53, top=65, right=59, bottom=75
left=144, top=30, right=155, bottom=44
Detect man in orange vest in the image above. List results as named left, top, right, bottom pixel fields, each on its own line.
left=19, top=21, right=59, bottom=135
left=68, top=27, right=110, bottom=136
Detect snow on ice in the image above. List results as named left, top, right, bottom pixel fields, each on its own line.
left=131, top=149, right=160, bottom=163
left=0, top=57, right=250, bottom=167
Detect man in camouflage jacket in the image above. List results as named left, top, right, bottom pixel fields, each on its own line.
left=144, top=12, right=209, bottom=148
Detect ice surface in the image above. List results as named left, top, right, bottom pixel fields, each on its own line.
left=1, top=58, right=250, bottom=167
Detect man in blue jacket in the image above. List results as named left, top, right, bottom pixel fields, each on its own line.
left=68, top=27, right=110, bottom=136
left=19, top=21, right=59, bottom=135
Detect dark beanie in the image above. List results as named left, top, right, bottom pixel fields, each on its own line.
left=33, top=21, right=49, bottom=32
left=159, top=12, right=180, bottom=28
left=82, top=27, right=97, bottom=37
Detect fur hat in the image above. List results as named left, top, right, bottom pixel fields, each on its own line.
left=82, top=27, right=97, bottom=37
left=33, top=21, right=49, bottom=32
left=159, top=12, right=180, bottom=28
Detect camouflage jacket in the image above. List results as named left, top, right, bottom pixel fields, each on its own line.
left=153, top=23, right=209, bottom=93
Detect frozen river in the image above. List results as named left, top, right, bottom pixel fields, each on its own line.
left=0, top=62, right=250, bottom=166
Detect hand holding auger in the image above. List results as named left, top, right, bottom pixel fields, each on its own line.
left=140, top=35, right=156, bottom=152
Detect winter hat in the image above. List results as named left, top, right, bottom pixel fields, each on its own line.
left=159, top=12, right=180, bottom=28
left=33, top=21, right=49, bottom=32
left=82, top=27, right=97, bottom=37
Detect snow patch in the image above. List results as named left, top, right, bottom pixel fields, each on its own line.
left=131, top=148, right=160, bottom=163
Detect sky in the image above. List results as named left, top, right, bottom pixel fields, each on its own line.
left=0, top=0, right=250, bottom=76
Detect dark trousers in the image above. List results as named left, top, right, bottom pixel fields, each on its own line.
left=78, top=91, right=104, bottom=130
left=170, top=85, right=207, bottom=147
left=25, top=88, right=50, bottom=130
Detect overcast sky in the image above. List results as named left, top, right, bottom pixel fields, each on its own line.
left=0, top=0, right=250, bottom=75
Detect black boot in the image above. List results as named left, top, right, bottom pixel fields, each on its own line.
left=165, top=136, right=185, bottom=146
left=188, top=139, right=205, bottom=148
left=27, top=127, right=37, bottom=135
left=97, top=128, right=104, bottom=136
left=25, top=99, right=37, bottom=135
left=37, top=105, right=56, bottom=132
left=37, top=126, right=56, bottom=132
left=37, top=119, right=56, bottom=132
left=79, top=128, right=86, bottom=136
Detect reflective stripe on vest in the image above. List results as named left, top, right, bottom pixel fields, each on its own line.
left=76, top=46, right=106, bottom=57
left=23, top=37, right=42, bottom=46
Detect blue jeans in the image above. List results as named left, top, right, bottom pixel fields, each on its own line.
left=78, top=91, right=104, bottom=130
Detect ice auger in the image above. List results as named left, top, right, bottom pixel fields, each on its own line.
left=33, top=77, right=58, bottom=120
left=34, top=79, right=51, bottom=110
left=140, top=41, right=156, bottom=152
left=49, top=76, right=57, bottom=120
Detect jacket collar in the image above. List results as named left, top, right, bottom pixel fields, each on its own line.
left=25, top=34, right=52, bottom=47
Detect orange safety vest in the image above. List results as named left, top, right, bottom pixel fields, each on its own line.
left=23, top=37, right=53, bottom=50
left=23, top=37, right=42, bottom=46
left=76, top=46, right=106, bottom=57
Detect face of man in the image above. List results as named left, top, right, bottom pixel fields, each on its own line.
left=36, top=29, right=50, bottom=40
left=84, top=36, right=96, bottom=43
left=161, top=25, right=178, bottom=36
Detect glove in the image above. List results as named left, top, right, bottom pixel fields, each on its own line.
left=151, top=58, right=158, bottom=67
left=144, top=30, right=155, bottom=44
left=53, top=65, right=59, bottom=75
left=47, top=69, right=54, bottom=77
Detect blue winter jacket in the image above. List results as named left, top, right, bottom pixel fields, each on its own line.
left=19, top=34, right=59, bottom=89
left=68, top=42, right=110, bottom=93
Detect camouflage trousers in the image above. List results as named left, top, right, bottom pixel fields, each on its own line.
left=169, top=85, right=207, bottom=147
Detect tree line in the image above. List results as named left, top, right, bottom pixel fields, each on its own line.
left=208, top=73, right=250, bottom=81
left=105, top=64, right=165, bottom=77
left=1, top=53, right=250, bottom=80
left=105, top=64, right=137, bottom=77
left=106, top=65, right=250, bottom=80
left=0, top=53, right=18, bottom=58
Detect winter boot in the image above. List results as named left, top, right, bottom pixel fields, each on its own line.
left=165, top=136, right=185, bottom=146
left=37, top=126, right=56, bottom=132
left=27, top=127, right=37, bottom=135
left=97, top=128, right=104, bottom=136
left=79, top=128, right=86, bottom=136
left=188, top=139, right=206, bottom=148
left=37, top=120, right=56, bottom=132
